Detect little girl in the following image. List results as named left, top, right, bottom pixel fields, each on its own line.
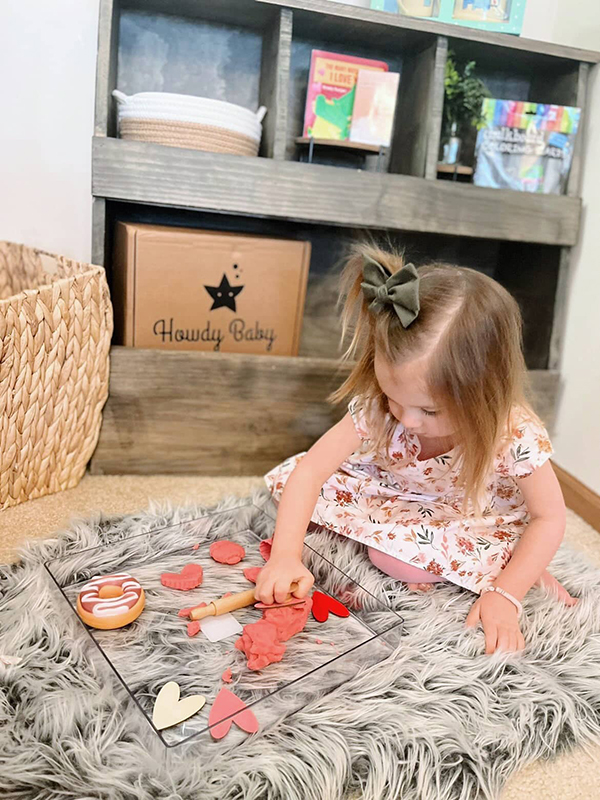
left=255, top=244, right=577, bottom=654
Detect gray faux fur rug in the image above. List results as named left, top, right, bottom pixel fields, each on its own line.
left=2, top=489, right=600, bottom=800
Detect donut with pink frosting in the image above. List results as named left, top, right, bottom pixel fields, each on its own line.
left=76, top=572, right=145, bottom=630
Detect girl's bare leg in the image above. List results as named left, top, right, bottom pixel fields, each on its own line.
left=536, top=569, right=578, bottom=606
left=367, top=547, right=446, bottom=592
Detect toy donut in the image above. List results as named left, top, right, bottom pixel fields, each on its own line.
left=76, top=572, right=145, bottom=630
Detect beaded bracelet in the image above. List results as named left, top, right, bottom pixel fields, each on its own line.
left=480, top=585, right=523, bottom=617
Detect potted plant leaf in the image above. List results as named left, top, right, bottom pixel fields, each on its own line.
left=442, top=53, right=490, bottom=166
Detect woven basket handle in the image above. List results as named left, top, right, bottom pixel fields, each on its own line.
left=112, top=90, right=129, bottom=105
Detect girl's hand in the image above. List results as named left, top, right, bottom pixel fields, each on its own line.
left=254, top=557, right=314, bottom=606
left=465, top=592, right=525, bottom=654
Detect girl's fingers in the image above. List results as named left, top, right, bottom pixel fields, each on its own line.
left=274, top=579, right=292, bottom=605
left=293, top=575, right=314, bottom=598
left=484, top=623, right=498, bottom=654
left=465, top=599, right=481, bottom=628
left=517, top=631, right=526, bottom=650
left=256, top=581, right=274, bottom=606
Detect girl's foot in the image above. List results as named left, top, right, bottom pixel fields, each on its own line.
left=406, top=582, right=436, bottom=592
left=536, top=569, right=579, bottom=606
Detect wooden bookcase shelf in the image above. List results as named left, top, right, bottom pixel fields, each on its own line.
left=90, top=348, right=559, bottom=476
left=93, top=137, right=581, bottom=246
left=89, top=0, right=599, bottom=473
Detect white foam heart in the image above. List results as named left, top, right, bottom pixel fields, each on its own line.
left=152, top=681, right=206, bottom=731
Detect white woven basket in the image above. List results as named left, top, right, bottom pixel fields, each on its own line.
left=113, top=91, right=265, bottom=154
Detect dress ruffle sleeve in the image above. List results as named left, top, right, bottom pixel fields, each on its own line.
left=504, top=413, right=554, bottom=479
left=348, top=396, right=371, bottom=442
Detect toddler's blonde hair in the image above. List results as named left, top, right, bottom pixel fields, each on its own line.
left=331, top=242, right=538, bottom=512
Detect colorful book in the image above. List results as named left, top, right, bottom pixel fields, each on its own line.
left=349, top=70, right=400, bottom=147
left=303, top=50, right=389, bottom=141
left=473, top=98, right=581, bottom=195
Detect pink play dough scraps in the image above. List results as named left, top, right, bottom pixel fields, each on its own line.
left=243, top=566, right=262, bottom=584
left=221, top=668, right=233, bottom=684
left=210, top=540, right=246, bottom=565
left=235, top=596, right=312, bottom=670
left=259, top=538, right=273, bottom=562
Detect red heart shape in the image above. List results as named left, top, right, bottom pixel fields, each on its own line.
left=161, top=563, right=204, bottom=591
left=311, top=591, right=350, bottom=623
left=208, top=687, right=259, bottom=740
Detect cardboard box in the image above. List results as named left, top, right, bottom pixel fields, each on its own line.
left=112, top=223, right=311, bottom=355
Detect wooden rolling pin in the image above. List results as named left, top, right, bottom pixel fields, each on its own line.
left=189, top=583, right=300, bottom=621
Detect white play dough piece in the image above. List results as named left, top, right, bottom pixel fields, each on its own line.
left=199, top=612, right=243, bottom=643
left=152, top=681, right=206, bottom=731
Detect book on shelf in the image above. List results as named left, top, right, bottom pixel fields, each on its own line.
left=473, top=99, right=581, bottom=195
left=349, top=69, right=400, bottom=148
left=303, top=50, right=389, bottom=141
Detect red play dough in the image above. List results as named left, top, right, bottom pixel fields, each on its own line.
left=243, top=567, right=262, bottom=584
left=187, top=620, right=201, bottom=637
left=235, top=597, right=312, bottom=670
left=161, top=563, right=203, bottom=591
left=311, top=591, right=350, bottom=623
left=209, top=541, right=246, bottom=565
left=179, top=601, right=207, bottom=618
left=221, top=668, right=233, bottom=684
left=259, top=538, right=273, bottom=562
left=192, top=544, right=200, bottom=551
left=208, top=688, right=259, bottom=740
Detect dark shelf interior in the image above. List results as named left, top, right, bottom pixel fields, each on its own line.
left=106, top=200, right=560, bottom=370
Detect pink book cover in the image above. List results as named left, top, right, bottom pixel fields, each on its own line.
left=303, top=50, right=389, bottom=141
left=349, top=70, right=400, bottom=147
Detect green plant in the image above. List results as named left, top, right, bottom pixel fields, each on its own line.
left=443, top=53, right=490, bottom=140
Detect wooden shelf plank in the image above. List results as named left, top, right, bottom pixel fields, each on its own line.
left=296, top=137, right=383, bottom=153
left=93, top=137, right=581, bottom=246
left=90, top=348, right=351, bottom=475
left=259, top=0, right=600, bottom=64
left=90, top=347, right=559, bottom=475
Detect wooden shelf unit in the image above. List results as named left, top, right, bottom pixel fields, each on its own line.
left=92, top=137, right=580, bottom=246
left=90, top=0, right=599, bottom=474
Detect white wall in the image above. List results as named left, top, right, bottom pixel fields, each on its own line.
left=0, top=0, right=99, bottom=262
left=522, top=2, right=600, bottom=493
left=0, top=0, right=599, bottom=490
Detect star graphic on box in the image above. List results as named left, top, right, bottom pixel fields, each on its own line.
left=204, top=274, right=244, bottom=312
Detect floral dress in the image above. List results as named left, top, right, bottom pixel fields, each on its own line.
left=264, top=397, right=554, bottom=594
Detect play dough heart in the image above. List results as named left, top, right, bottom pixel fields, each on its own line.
left=208, top=687, right=259, bottom=740
left=152, top=681, right=206, bottom=730
left=311, top=591, right=350, bottom=623
left=160, top=564, right=204, bottom=591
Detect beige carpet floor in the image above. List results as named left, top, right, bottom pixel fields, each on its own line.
left=2, top=473, right=600, bottom=799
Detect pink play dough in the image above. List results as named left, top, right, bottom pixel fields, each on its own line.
left=243, top=567, right=262, bottom=584
left=221, top=668, right=233, bottom=684
left=235, top=597, right=312, bottom=670
left=259, top=538, right=273, bottom=562
left=209, top=541, right=246, bottom=565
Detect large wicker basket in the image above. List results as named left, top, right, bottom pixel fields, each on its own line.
left=0, top=242, right=113, bottom=510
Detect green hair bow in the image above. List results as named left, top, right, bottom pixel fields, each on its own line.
left=361, top=259, right=420, bottom=328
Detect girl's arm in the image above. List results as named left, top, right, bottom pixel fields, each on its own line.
left=255, top=412, right=361, bottom=605
left=490, top=460, right=566, bottom=601
left=466, top=461, right=566, bottom=654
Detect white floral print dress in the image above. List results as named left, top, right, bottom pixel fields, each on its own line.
left=265, top=396, right=554, bottom=594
